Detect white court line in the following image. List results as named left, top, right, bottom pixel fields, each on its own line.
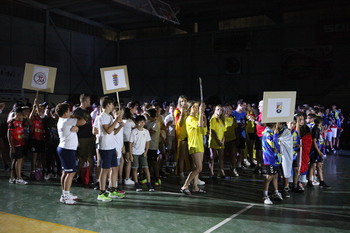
left=203, top=204, right=254, bottom=233
left=157, top=191, right=350, bottom=219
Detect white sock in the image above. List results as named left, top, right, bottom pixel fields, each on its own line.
left=63, top=190, right=69, bottom=196
left=263, top=191, right=268, bottom=197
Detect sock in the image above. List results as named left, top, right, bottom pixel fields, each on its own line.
left=319, top=180, right=324, bottom=185
left=237, top=162, right=242, bottom=168
left=274, top=190, right=279, bottom=194
left=263, top=191, right=268, bottom=197
left=99, top=190, right=105, bottom=195
left=63, top=190, right=69, bottom=196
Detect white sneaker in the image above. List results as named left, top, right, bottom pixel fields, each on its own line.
left=243, top=159, right=251, bottom=167
left=232, top=168, right=239, bottom=177
left=272, top=192, right=283, bottom=201
left=312, top=180, right=320, bottom=186
left=60, top=195, right=76, bottom=205
left=15, top=179, right=28, bottom=185
left=68, top=193, right=78, bottom=200
left=197, top=179, right=205, bottom=185
left=124, top=178, right=135, bottom=185
left=9, top=178, right=16, bottom=184
left=263, top=196, right=273, bottom=205
left=253, top=160, right=258, bottom=166
left=44, top=173, right=52, bottom=180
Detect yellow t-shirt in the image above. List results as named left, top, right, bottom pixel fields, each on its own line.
left=246, top=112, right=256, bottom=134
left=209, top=117, right=226, bottom=149
left=174, top=108, right=187, bottom=141
left=224, top=116, right=237, bottom=142
left=186, top=115, right=207, bottom=154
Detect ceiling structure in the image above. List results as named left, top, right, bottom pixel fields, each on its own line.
left=6, top=0, right=350, bottom=36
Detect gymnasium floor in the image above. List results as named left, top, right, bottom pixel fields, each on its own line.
left=1, top=151, right=350, bottom=233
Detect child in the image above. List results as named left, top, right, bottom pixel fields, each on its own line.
left=8, top=107, right=28, bottom=184
left=95, top=97, right=124, bottom=201
left=308, top=117, right=331, bottom=189
left=223, top=104, right=239, bottom=177
left=208, top=105, right=227, bottom=178
left=145, top=108, right=161, bottom=186
left=112, top=107, right=125, bottom=195
left=262, top=123, right=282, bottom=205
left=56, top=103, right=86, bottom=204
left=287, top=120, right=303, bottom=193
left=129, top=115, right=154, bottom=192
left=122, top=108, right=136, bottom=185
left=29, top=99, right=47, bottom=179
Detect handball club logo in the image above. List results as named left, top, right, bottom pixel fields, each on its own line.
left=33, top=72, right=47, bottom=85
left=112, top=74, right=119, bottom=86
left=276, top=102, right=283, bottom=114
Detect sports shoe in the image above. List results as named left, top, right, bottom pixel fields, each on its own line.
left=124, top=178, right=135, bottom=185
left=231, top=168, right=239, bottom=177
left=60, top=195, right=76, bottom=205
left=283, top=188, right=291, bottom=198
left=243, top=159, right=251, bottom=167
left=197, top=179, right=205, bottom=185
left=307, top=181, right=314, bottom=188
left=272, top=192, right=283, bottom=201
left=108, top=190, right=125, bottom=199
left=147, top=182, right=155, bottom=192
left=44, top=173, right=52, bottom=180
left=154, top=178, right=161, bottom=186
left=139, top=179, right=147, bottom=185
left=9, top=178, right=16, bottom=184
left=68, top=193, right=78, bottom=200
left=15, top=179, right=28, bottom=185
left=263, top=196, right=273, bottom=205
left=97, top=192, right=112, bottom=202
left=319, top=182, right=331, bottom=189
left=135, top=182, right=142, bottom=192
left=312, top=180, right=320, bottom=186
left=117, top=188, right=126, bottom=195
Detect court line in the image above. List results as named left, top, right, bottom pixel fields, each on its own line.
left=203, top=204, right=254, bottom=233
left=157, top=191, right=350, bottom=219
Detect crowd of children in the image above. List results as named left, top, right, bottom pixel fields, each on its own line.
left=0, top=95, right=346, bottom=205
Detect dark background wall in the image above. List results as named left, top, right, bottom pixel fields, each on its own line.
left=0, top=12, right=350, bottom=108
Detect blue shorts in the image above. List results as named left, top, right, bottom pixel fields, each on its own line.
left=57, top=147, right=77, bottom=173
left=99, top=149, right=118, bottom=169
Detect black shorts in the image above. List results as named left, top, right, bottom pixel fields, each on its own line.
left=99, top=149, right=118, bottom=169
left=310, top=151, right=324, bottom=164
left=262, top=164, right=280, bottom=175
left=255, top=136, right=262, bottom=150
left=30, top=139, right=45, bottom=153
left=237, top=137, right=246, bottom=149
left=11, top=146, right=24, bottom=159
left=124, top=141, right=130, bottom=153
left=147, top=149, right=158, bottom=161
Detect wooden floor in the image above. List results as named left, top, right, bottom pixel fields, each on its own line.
left=1, top=151, right=350, bottom=233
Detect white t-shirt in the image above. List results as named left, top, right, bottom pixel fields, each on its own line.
left=129, top=128, right=151, bottom=155
left=122, top=119, right=135, bottom=142
left=164, top=114, right=175, bottom=137
left=96, top=112, right=116, bottom=150
left=57, top=117, right=78, bottom=150
left=145, top=120, right=160, bottom=150
left=114, top=123, right=124, bottom=158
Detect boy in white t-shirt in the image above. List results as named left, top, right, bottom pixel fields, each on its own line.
left=130, top=115, right=154, bottom=192
left=95, top=97, right=123, bottom=202
left=56, top=103, right=86, bottom=205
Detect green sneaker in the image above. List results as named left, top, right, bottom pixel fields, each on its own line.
left=108, top=190, right=125, bottom=199
left=155, top=178, right=161, bottom=186
left=139, top=179, right=147, bottom=184
left=97, top=193, right=112, bottom=202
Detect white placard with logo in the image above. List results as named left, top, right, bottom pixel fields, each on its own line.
left=262, top=91, right=296, bottom=123
left=22, top=63, right=57, bottom=93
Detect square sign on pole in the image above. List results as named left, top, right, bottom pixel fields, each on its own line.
left=22, top=63, right=57, bottom=93
left=100, top=65, right=130, bottom=94
left=262, top=91, right=297, bottom=123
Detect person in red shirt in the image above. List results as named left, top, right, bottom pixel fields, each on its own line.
left=29, top=98, right=47, bottom=179
left=254, top=100, right=266, bottom=174
left=8, top=107, right=28, bottom=184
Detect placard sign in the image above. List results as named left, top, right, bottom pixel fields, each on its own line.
left=100, top=65, right=130, bottom=94
left=22, top=63, right=57, bottom=93
left=262, top=91, right=296, bottom=123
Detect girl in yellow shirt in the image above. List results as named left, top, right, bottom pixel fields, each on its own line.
left=208, top=105, right=227, bottom=178
left=174, top=95, right=189, bottom=178
left=180, top=101, right=207, bottom=195
left=223, top=104, right=239, bottom=177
